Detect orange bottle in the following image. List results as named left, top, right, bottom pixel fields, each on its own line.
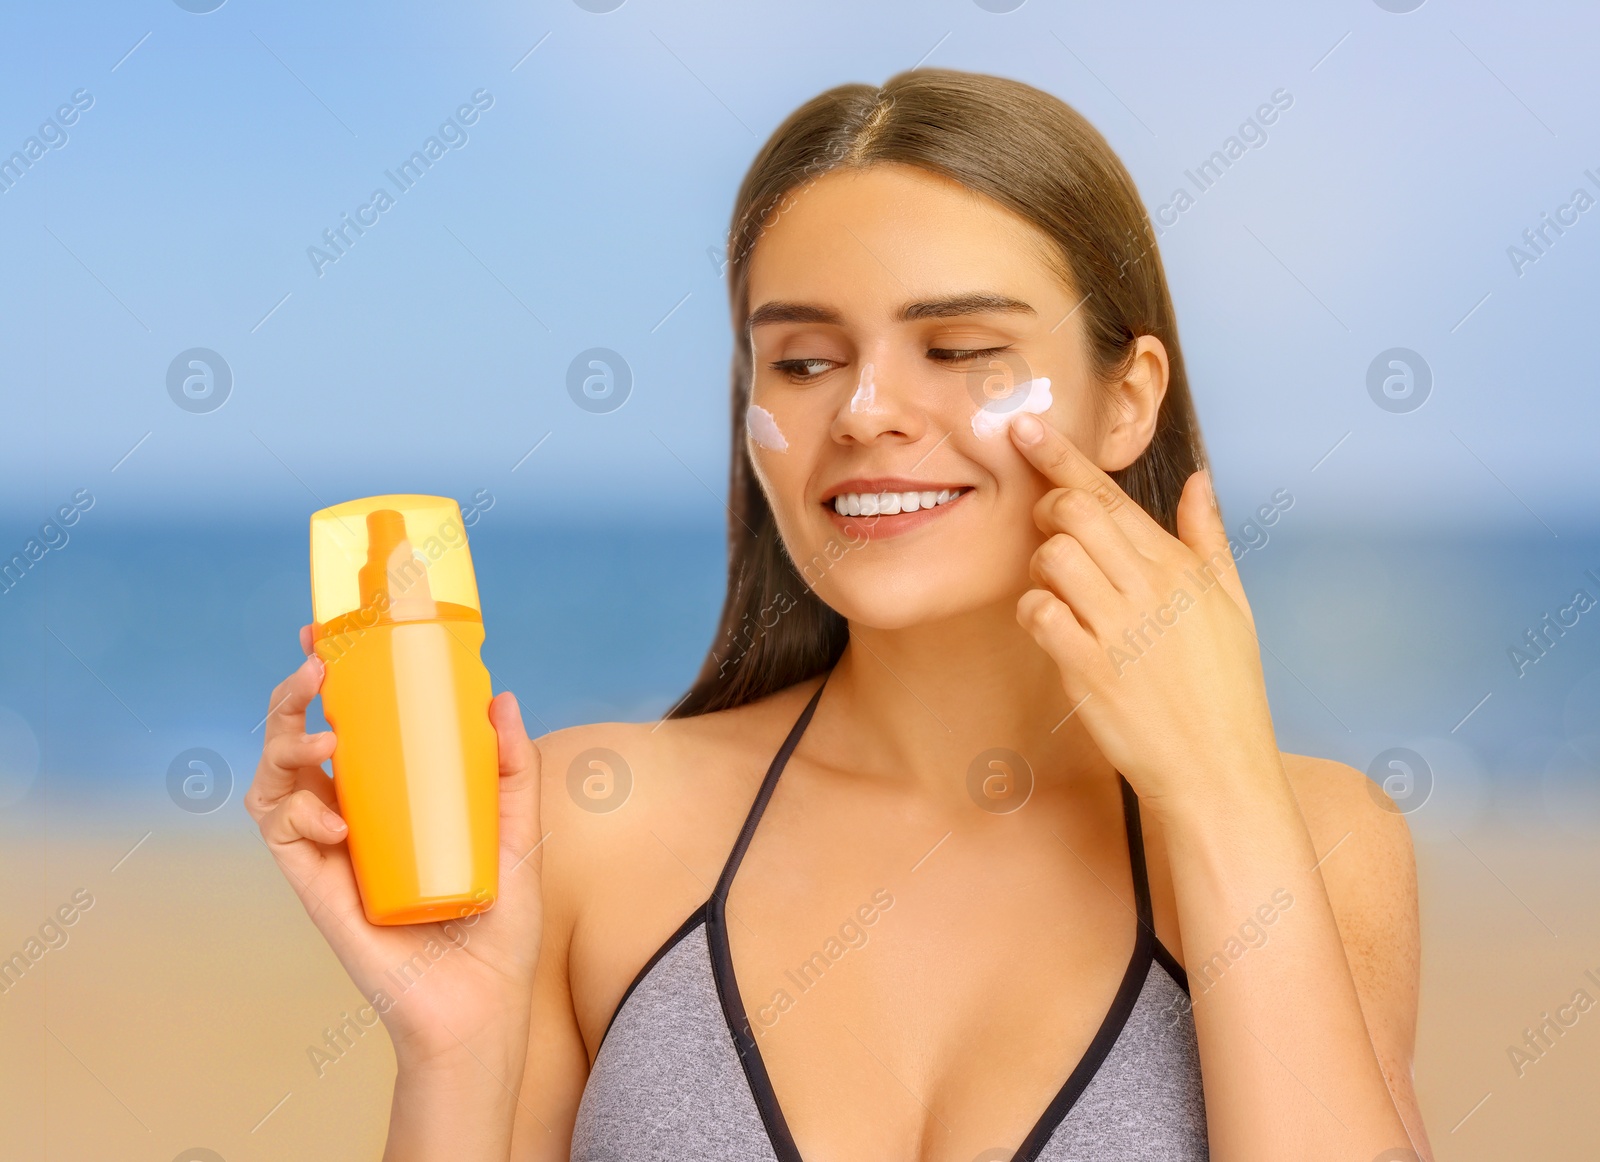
left=309, top=495, right=498, bottom=925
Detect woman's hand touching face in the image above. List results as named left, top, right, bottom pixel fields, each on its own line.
left=740, top=161, right=1165, bottom=632
left=1007, top=411, right=1281, bottom=815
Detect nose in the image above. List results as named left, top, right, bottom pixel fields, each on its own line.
left=828, top=351, right=929, bottom=447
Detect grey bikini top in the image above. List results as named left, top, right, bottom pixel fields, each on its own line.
left=571, top=678, right=1209, bottom=1160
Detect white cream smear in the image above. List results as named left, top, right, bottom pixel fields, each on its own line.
left=970, top=376, right=1052, bottom=438
left=849, top=363, right=881, bottom=413
left=746, top=403, right=789, bottom=451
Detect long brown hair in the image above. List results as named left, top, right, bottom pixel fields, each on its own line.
left=671, top=67, right=1205, bottom=719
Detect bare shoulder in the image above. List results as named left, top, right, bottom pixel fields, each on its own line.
left=530, top=680, right=825, bottom=949
left=533, top=717, right=672, bottom=839
left=533, top=681, right=822, bottom=846
left=1279, top=752, right=1417, bottom=899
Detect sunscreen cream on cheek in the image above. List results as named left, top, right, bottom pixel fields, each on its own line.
left=970, top=376, right=1052, bottom=438
left=746, top=403, right=789, bottom=452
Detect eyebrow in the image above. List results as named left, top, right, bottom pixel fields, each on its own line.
left=745, top=292, right=1035, bottom=335
left=902, top=292, right=1036, bottom=321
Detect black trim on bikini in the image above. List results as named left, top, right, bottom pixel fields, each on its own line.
left=706, top=681, right=1166, bottom=1162
left=593, top=678, right=830, bottom=1066
left=1124, top=778, right=1188, bottom=996
left=595, top=905, right=708, bottom=1051
left=1009, top=774, right=1156, bottom=1159
left=706, top=677, right=828, bottom=1162
left=1154, top=939, right=1190, bottom=995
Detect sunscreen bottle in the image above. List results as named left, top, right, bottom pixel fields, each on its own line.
left=309, top=495, right=497, bottom=925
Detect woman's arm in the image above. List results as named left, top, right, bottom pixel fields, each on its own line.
left=1281, top=753, right=1428, bottom=1156
left=1156, top=752, right=1427, bottom=1161
left=508, top=730, right=601, bottom=1159
left=1008, top=412, right=1426, bottom=1160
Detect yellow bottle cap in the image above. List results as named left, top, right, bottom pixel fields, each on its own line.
left=310, top=494, right=481, bottom=635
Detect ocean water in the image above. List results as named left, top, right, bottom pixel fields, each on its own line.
left=0, top=520, right=727, bottom=817
left=0, top=518, right=1596, bottom=838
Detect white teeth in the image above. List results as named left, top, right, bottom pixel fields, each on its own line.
left=830, top=487, right=967, bottom=516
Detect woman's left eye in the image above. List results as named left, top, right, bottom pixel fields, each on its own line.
left=928, top=345, right=1011, bottom=364
left=770, top=357, right=837, bottom=381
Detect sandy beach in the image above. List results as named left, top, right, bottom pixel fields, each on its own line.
left=1, top=803, right=1593, bottom=1160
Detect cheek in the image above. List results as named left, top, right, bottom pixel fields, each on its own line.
left=1043, top=375, right=1108, bottom=452
left=948, top=432, right=1050, bottom=554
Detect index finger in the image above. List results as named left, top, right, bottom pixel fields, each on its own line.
left=1008, top=412, right=1167, bottom=548
left=489, top=691, right=543, bottom=874
left=263, top=654, right=324, bottom=743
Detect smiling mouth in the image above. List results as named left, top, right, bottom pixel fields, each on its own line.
left=826, top=486, right=971, bottom=517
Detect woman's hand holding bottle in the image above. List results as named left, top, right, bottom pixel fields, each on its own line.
left=246, top=624, right=545, bottom=1158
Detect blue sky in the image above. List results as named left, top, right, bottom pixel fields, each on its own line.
left=1, top=0, right=1596, bottom=535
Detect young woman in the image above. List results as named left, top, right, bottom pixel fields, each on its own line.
left=249, top=70, right=1429, bottom=1161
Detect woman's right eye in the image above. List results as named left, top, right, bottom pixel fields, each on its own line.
left=769, top=358, right=837, bottom=382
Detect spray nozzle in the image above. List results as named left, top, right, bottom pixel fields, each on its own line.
left=357, top=508, right=435, bottom=619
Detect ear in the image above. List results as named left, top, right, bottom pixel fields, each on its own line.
left=1095, top=335, right=1168, bottom=472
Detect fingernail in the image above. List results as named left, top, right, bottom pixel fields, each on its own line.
left=1202, top=468, right=1217, bottom=511
left=1012, top=413, right=1045, bottom=445
left=322, top=811, right=346, bottom=832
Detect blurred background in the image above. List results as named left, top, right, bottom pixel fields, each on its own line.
left=1, top=0, right=1596, bottom=1157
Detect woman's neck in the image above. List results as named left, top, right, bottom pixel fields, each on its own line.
left=816, top=599, right=1117, bottom=801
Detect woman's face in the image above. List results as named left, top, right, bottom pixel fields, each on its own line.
left=744, top=161, right=1165, bottom=630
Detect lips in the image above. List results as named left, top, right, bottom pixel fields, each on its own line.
left=828, top=486, right=968, bottom=516
left=820, top=478, right=972, bottom=539
left=821, top=477, right=970, bottom=503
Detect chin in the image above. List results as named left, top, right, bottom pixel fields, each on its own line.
left=807, top=567, right=1023, bottom=632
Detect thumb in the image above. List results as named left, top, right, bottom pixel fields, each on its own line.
left=1176, top=469, right=1255, bottom=632
left=489, top=691, right=544, bottom=881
